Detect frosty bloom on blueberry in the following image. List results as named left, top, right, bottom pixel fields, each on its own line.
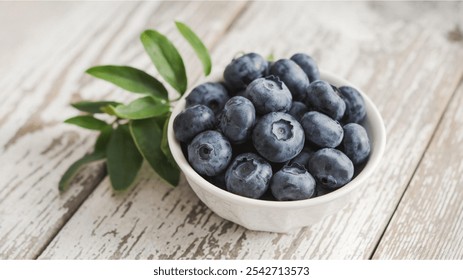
left=187, top=130, right=232, bottom=176
left=342, top=123, right=370, bottom=165
left=252, top=112, right=305, bottom=163
left=219, top=96, right=256, bottom=144
left=308, top=148, right=354, bottom=190
left=223, top=52, right=268, bottom=91
left=305, top=80, right=346, bottom=121
left=172, top=51, right=372, bottom=201
left=269, top=59, right=309, bottom=101
left=301, top=111, right=344, bottom=148
left=225, top=153, right=273, bottom=199
left=338, top=86, right=366, bottom=124
left=186, top=82, right=230, bottom=115
left=270, top=164, right=316, bottom=201
left=290, top=53, right=320, bottom=82
left=245, top=75, right=292, bottom=114
left=173, top=104, right=216, bottom=143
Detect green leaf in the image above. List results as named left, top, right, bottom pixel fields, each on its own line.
left=141, top=30, right=187, bottom=95
left=175, top=21, right=212, bottom=76
left=161, top=114, right=178, bottom=168
left=106, top=125, right=143, bottom=191
left=59, top=129, right=111, bottom=192
left=59, top=152, right=106, bottom=192
left=112, top=96, right=170, bottom=120
left=266, top=53, right=275, bottom=62
left=129, top=118, right=180, bottom=186
left=86, top=65, right=168, bottom=99
left=71, top=101, right=122, bottom=114
left=95, top=126, right=113, bottom=152
left=101, top=105, right=117, bottom=116
left=65, top=115, right=109, bottom=131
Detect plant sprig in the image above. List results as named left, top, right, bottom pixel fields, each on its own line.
left=60, top=22, right=212, bottom=192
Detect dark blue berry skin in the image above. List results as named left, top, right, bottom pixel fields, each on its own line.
left=218, top=96, right=256, bottom=144
left=223, top=53, right=268, bottom=91
left=252, top=112, right=305, bottom=163
left=174, top=105, right=216, bottom=143
left=245, top=75, right=292, bottom=114
left=342, top=123, right=370, bottom=165
left=270, top=164, right=316, bottom=201
left=308, top=148, right=354, bottom=190
left=301, top=111, right=344, bottom=148
left=288, top=101, right=308, bottom=122
left=290, top=53, right=320, bottom=82
left=305, top=80, right=346, bottom=121
left=269, top=59, right=310, bottom=102
left=338, top=86, right=366, bottom=124
left=288, top=146, right=316, bottom=169
left=186, top=82, right=230, bottom=115
left=225, top=153, right=273, bottom=199
left=187, top=130, right=232, bottom=177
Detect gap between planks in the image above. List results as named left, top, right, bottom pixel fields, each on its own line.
left=371, top=76, right=463, bottom=259
left=368, top=74, right=463, bottom=259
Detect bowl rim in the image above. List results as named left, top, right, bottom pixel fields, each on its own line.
left=168, top=71, right=386, bottom=209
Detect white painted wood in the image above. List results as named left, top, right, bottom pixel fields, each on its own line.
left=39, top=2, right=463, bottom=259
left=373, top=81, right=463, bottom=259
left=0, top=2, right=160, bottom=259
left=0, top=1, right=247, bottom=259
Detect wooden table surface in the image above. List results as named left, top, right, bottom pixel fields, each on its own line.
left=1, top=1, right=463, bottom=260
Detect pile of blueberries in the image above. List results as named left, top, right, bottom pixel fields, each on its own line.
left=173, top=53, right=370, bottom=201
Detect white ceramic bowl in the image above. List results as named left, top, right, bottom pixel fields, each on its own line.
left=168, top=71, right=386, bottom=233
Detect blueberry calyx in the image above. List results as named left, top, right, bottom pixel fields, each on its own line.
left=233, top=157, right=258, bottom=179
left=199, top=144, right=213, bottom=160
left=272, top=119, right=293, bottom=141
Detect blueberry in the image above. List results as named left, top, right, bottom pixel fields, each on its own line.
left=225, top=153, right=272, bottom=199
left=174, top=105, right=216, bottom=143
left=342, top=123, right=370, bottom=165
left=270, top=164, right=316, bottom=201
left=245, top=75, right=292, bottom=114
left=269, top=59, right=310, bottom=101
left=301, top=111, right=343, bottom=148
left=188, top=130, right=232, bottom=176
left=338, top=86, right=366, bottom=124
left=308, top=148, right=354, bottom=190
left=186, top=82, right=229, bottom=115
left=252, top=112, right=305, bottom=163
left=290, top=53, right=320, bottom=82
left=305, top=80, right=346, bottom=121
left=287, top=146, right=316, bottom=169
left=218, top=96, right=256, bottom=144
left=288, top=101, right=308, bottom=122
left=223, top=53, right=268, bottom=91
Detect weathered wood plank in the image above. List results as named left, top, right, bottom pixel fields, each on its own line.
left=0, top=1, right=247, bottom=259
left=0, top=2, right=78, bottom=75
left=40, top=2, right=463, bottom=259
left=0, top=2, right=162, bottom=259
left=372, top=80, right=463, bottom=259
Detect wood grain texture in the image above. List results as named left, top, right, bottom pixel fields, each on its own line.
left=372, top=81, right=463, bottom=259
left=0, top=2, right=159, bottom=259
left=0, top=1, right=247, bottom=259
left=39, top=2, right=463, bottom=259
